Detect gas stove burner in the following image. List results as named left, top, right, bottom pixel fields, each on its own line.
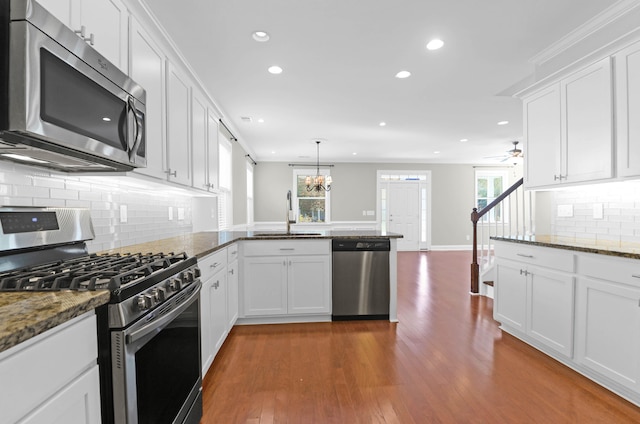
left=0, top=251, right=191, bottom=292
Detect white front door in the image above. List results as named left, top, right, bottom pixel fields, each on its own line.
left=388, top=181, right=420, bottom=251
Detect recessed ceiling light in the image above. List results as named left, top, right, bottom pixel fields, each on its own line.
left=379, top=122, right=387, bottom=127
left=102, top=117, right=111, bottom=122
left=257, top=118, right=264, bottom=123
left=426, top=39, right=444, bottom=50
left=352, top=152, right=357, bottom=156
left=271, top=151, right=276, bottom=154
left=395, top=71, right=411, bottom=79
left=268, top=65, right=283, bottom=74
left=460, top=138, right=468, bottom=142
left=252, top=31, right=270, bottom=42
left=433, top=151, right=441, bottom=154
left=497, top=120, right=509, bottom=125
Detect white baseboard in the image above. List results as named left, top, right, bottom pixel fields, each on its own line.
left=430, top=245, right=473, bottom=251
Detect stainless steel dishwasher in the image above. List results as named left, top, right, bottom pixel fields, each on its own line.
left=332, top=239, right=390, bottom=320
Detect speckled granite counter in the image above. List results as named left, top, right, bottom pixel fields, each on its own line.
left=492, top=235, right=640, bottom=260
left=0, top=290, right=110, bottom=353
left=100, top=230, right=403, bottom=259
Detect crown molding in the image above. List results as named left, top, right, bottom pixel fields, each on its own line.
left=529, top=0, right=640, bottom=66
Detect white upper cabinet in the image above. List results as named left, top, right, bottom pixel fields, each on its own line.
left=523, top=57, right=613, bottom=189
left=615, top=40, right=640, bottom=178
left=191, top=88, right=209, bottom=191
left=206, top=109, right=220, bottom=192
left=561, top=57, right=613, bottom=184
left=39, top=0, right=128, bottom=71
left=523, top=85, right=562, bottom=188
left=166, top=63, right=192, bottom=186
left=130, top=18, right=167, bottom=179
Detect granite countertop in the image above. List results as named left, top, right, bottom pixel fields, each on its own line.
left=101, top=230, right=403, bottom=259
left=0, top=290, right=110, bottom=353
left=492, top=235, right=640, bottom=260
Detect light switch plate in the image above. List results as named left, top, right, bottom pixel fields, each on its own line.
left=593, top=203, right=604, bottom=219
left=119, top=205, right=127, bottom=223
left=557, top=204, right=573, bottom=217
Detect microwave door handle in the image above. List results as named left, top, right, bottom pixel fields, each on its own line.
left=127, top=96, right=143, bottom=162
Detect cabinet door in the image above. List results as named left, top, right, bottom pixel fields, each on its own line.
left=523, top=84, right=562, bottom=188
left=207, top=109, right=220, bottom=191
left=191, top=88, right=209, bottom=191
left=575, top=277, right=640, bottom=392
left=527, top=266, right=574, bottom=358
left=561, top=57, right=613, bottom=183
left=200, top=277, right=214, bottom=375
left=288, top=255, right=331, bottom=314
left=166, top=63, right=192, bottom=186
left=130, top=18, right=167, bottom=179
left=494, top=260, right=527, bottom=332
left=227, top=259, right=239, bottom=327
left=243, top=257, right=288, bottom=316
left=78, top=0, right=128, bottom=71
left=20, top=366, right=101, bottom=424
left=37, top=0, right=74, bottom=27
left=615, top=40, right=640, bottom=177
left=209, top=269, right=228, bottom=355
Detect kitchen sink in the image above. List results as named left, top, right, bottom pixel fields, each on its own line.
left=251, top=232, right=323, bottom=238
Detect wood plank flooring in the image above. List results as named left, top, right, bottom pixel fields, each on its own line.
left=201, top=251, right=640, bottom=423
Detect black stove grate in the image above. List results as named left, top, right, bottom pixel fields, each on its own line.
left=0, top=252, right=190, bottom=292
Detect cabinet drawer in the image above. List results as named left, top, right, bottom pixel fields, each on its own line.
left=495, top=242, right=574, bottom=273
left=199, top=248, right=227, bottom=280
left=227, top=243, right=239, bottom=263
left=242, top=240, right=330, bottom=257
left=0, top=312, right=97, bottom=424
left=576, top=252, right=640, bottom=287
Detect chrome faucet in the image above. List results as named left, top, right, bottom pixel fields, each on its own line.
left=286, top=190, right=295, bottom=233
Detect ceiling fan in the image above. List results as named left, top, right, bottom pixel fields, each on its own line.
left=485, top=141, right=523, bottom=162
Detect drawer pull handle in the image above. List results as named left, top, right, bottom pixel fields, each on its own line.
left=210, top=263, right=220, bottom=268
left=279, top=248, right=295, bottom=251
left=516, top=254, right=534, bottom=258
left=632, top=274, right=640, bottom=279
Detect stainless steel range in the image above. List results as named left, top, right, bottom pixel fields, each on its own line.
left=0, top=206, right=203, bottom=424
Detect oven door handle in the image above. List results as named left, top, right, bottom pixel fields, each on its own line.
left=126, top=281, right=201, bottom=345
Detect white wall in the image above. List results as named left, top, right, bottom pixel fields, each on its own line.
left=0, top=161, right=193, bottom=253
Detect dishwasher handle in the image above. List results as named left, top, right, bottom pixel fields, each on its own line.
left=332, top=239, right=390, bottom=251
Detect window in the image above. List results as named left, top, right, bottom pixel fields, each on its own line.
left=246, top=161, right=254, bottom=225
left=475, top=170, right=508, bottom=223
left=292, top=168, right=330, bottom=223
left=218, top=133, right=232, bottom=230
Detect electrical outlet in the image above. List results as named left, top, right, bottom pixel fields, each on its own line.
left=168, top=206, right=173, bottom=221
left=366, top=210, right=375, bottom=216
left=466, top=235, right=470, bottom=241
left=557, top=204, right=573, bottom=217
left=362, top=210, right=366, bottom=216
left=119, top=205, right=127, bottom=223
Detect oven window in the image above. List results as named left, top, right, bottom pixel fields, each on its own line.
left=135, top=300, right=200, bottom=424
left=40, top=49, right=128, bottom=151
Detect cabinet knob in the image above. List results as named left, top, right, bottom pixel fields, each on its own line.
left=74, top=25, right=86, bottom=38
left=165, top=169, right=177, bottom=177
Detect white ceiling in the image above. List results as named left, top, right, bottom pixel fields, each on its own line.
left=143, top=0, right=618, bottom=164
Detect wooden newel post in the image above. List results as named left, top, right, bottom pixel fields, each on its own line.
left=471, top=207, right=479, bottom=294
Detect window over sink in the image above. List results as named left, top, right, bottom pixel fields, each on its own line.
left=292, top=168, right=331, bottom=223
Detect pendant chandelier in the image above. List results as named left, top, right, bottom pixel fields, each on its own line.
left=305, top=141, right=332, bottom=192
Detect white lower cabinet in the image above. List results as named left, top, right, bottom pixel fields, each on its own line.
left=495, top=240, right=640, bottom=406
left=495, top=257, right=574, bottom=358
left=227, top=244, right=239, bottom=328
left=240, top=240, right=331, bottom=320
left=0, top=312, right=101, bottom=424
left=199, top=248, right=228, bottom=376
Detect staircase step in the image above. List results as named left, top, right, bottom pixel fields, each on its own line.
left=482, top=280, right=494, bottom=287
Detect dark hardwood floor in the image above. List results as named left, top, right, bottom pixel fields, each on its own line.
left=201, top=251, right=640, bottom=423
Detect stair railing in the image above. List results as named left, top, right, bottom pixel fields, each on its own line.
left=470, top=177, right=534, bottom=293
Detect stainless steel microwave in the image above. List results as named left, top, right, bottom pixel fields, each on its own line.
left=0, top=0, right=146, bottom=172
